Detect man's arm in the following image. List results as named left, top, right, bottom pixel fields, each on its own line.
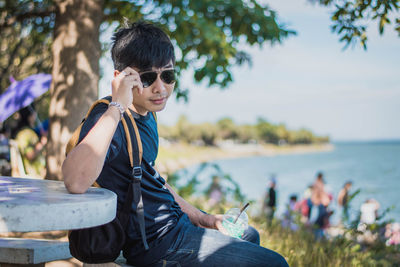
left=337, top=189, right=345, bottom=206
left=63, top=67, right=143, bottom=194
left=62, top=107, right=121, bottom=193
left=164, top=183, right=225, bottom=232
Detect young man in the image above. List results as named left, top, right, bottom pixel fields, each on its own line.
left=62, top=21, right=288, bottom=267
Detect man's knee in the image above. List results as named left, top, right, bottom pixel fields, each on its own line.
left=274, top=252, right=289, bottom=267
left=240, top=226, right=289, bottom=267
left=242, top=226, right=260, bottom=245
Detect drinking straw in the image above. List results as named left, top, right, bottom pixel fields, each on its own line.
left=233, top=202, right=250, bottom=224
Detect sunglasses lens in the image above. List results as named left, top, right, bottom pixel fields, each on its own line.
left=160, top=70, right=176, bottom=84
left=140, top=70, right=176, bottom=87
left=140, top=72, right=157, bottom=88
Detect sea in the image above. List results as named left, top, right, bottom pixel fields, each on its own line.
left=175, top=142, right=400, bottom=225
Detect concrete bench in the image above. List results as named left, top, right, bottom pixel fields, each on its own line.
left=0, top=176, right=117, bottom=266
left=0, top=237, right=71, bottom=266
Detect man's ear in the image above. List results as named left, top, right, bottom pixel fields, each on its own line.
left=114, top=70, right=120, bottom=78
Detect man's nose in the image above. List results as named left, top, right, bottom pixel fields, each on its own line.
left=152, top=75, right=166, bottom=94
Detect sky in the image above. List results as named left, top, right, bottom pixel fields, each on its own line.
left=99, top=0, right=400, bottom=141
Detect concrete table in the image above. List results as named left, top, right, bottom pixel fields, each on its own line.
left=0, top=176, right=117, bottom=266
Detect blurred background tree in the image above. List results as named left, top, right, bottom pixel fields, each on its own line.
left=158, top=116, right=330, bottom=145
left=0, top=1, right=54, bottom=92
left=256, top=117, right=279, bottom=144
left=310, top=0, right=400, bottom=49
left=217, top=117, right=239, bottom=140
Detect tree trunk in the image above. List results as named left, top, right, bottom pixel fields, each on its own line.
left=46, top=0, right=103, bottom=180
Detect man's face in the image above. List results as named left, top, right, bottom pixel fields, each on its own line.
left=131, top=62, right=175, bottom=115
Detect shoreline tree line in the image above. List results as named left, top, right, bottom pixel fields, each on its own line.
left=159, top=115, right=330, bottom=146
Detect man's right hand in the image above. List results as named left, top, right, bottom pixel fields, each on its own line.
left=111, top=67, right=143, bottom=110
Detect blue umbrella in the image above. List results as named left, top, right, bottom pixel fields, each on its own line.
left=0, top=73, right=51, bottom=123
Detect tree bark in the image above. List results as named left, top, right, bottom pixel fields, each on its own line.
left=46, top=0, right=103, bottom=180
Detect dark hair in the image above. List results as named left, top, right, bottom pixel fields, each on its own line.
left=0, top=122, right=6, bottom=134
left=11, top=105, right=36, bottom=138
left=344, top=181, right=352, bottom=186
left=111, top=21, right=175, bottom=71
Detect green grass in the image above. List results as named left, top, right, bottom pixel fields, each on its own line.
left=204, top=204, right=400, bottom=267
left=252, top=218, right=396, bottom=267
left=186, top=196, right=400, bottom=266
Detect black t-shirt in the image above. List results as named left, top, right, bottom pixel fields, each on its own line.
left=268, top=188, right=276, bottom=207
left=78, top=100, right=183, bottom=253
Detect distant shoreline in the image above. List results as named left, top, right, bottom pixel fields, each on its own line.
left=156, top=142, right=334, bottom=175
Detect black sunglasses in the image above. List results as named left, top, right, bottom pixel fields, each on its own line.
left=139, top=69, right=176, bottom=88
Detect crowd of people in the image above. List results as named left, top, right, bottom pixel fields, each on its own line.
left=263, top=172, right=400, bottom=246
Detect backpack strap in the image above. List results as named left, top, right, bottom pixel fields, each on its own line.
left=151, top=112, right=157, bottom=122
left=124, top=109, right=149, bottom=250
left=65, top=97, right=112, bottom=156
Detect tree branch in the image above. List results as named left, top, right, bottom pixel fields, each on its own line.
left=0, top=8, right=55, bottom=32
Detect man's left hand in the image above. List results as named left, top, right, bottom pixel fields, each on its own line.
left=214, top=214, right=229, bottom=235
left=200, top=214, right=229, bottom=235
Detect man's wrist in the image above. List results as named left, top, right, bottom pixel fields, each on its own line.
left=109, top=101, right=125, bottom=119
left=198, top=213, right=217, bottom=229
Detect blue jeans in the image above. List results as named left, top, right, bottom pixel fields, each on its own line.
left=148, top=216, right=288, bottom=267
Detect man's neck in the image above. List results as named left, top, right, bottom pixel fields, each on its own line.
left=129, top=104, right=148, bottom=116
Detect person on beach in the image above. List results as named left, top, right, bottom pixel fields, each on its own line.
left=385, top=222, right=400, bottom=246
left=310, top=172, right=332, bottom=209
left=357, top=198, right=381, bottom=243
left=337, top=181, right=352, bottom=224
left=312, top=193, right=334, bottom=240
left=311, top=172, right=325, bottom=203
left=282, top=194, right=299, bottom=231
left=310, top=172, right=333, bottom=239
left=295, top=184, right=313, bottom=223
left=62, top=21, right=288, bottom=267
left=263, top=175, right=277, bottom=225
left=359, top=198, right=380, bottom=225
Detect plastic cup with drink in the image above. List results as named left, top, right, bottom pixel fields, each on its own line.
left=222, top=202, right=250, bottom=239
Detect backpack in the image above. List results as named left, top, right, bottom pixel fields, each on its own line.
left=66, top=96, right=151, bottom=263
